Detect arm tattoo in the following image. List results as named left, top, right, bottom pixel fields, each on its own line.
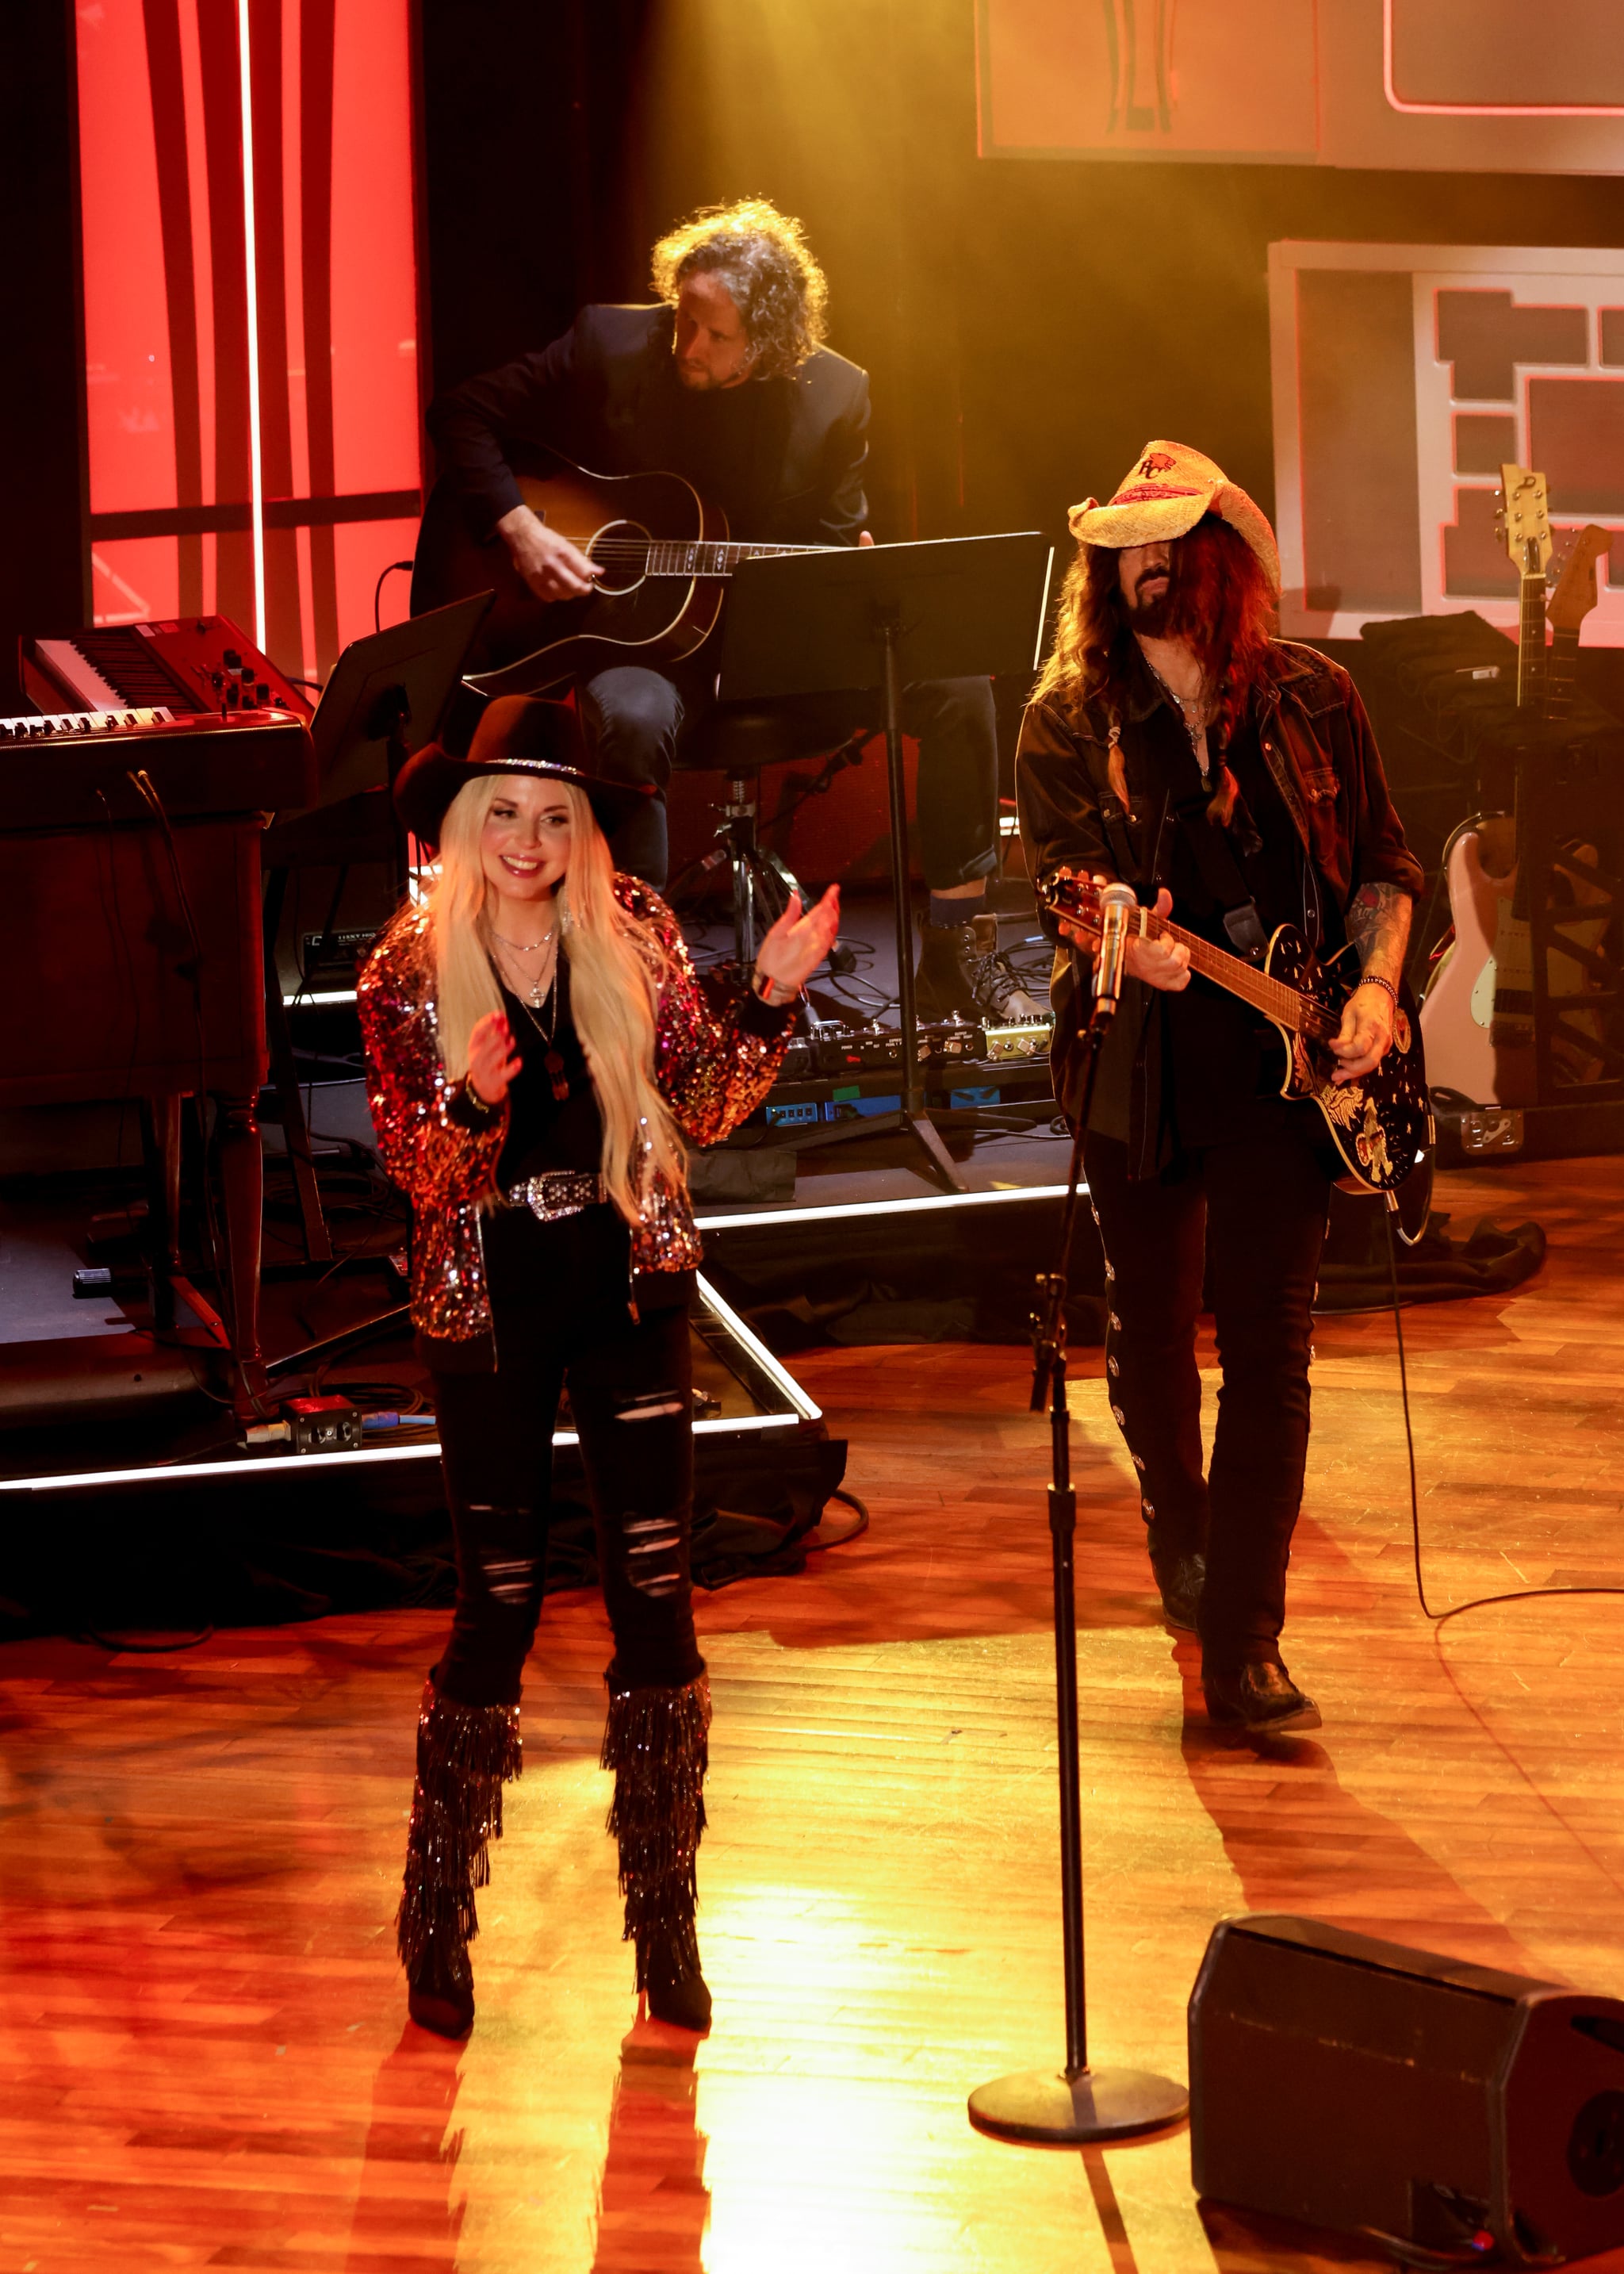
left=1346, top=881, right=1411, bottom=986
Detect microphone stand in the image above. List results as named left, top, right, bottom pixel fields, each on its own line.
left=969, top=902, right=1189, bottom=2146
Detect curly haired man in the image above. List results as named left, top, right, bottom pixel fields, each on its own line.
left=425, top=198, right=1035, bottom=1020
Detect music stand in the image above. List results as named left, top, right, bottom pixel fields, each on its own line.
left=719, top=535, right=1052, bottom=1193
left=260, top=593, right=492, bottom=1260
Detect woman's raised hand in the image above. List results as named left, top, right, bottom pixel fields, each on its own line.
left=754, top=884, right=842, bottom=1002
left=466, top=1010, right=523, bottom=1106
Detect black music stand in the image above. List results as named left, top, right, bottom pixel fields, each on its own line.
left=261, top=595, right=492, bottom=1260
left=720, top=535, right=1052, bottom=1194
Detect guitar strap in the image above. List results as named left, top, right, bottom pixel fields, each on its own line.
left=1170, top=793, right=1270, bottom=961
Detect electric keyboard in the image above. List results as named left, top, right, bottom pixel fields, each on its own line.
left=21, top=615, right=312, bottom=721
left=0, top=706, right=174, bottom=741
left=0, top=705, right=316, bottom=828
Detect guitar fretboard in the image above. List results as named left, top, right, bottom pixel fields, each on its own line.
left=1547, top=627, right=1579, bottom=724
left=1145, top=912, right=1342, bottom=1045
left=1518, top=569, right=1547, bottom=712
left=638, top=539, right=831, bottom=578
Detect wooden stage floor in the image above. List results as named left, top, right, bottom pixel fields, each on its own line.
left=5, top=1155, right=1624, bottom=2273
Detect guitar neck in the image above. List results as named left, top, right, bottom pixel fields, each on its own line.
left=1518, top=569, right=1547, bottom=711
left=1547, top=624, right=1580, bottom=723
left=645, top=539, right=833, bottom=577
left=1141, top=909, right=1341, bottom=1043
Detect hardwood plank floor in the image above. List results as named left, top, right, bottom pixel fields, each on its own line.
left=5, top=1156, right=1624, bottom=2271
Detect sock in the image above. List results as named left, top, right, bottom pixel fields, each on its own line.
left=928, top=885, right=986, bottom=931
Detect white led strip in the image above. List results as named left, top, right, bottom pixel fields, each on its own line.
left=236, top=0, right=266, bottom=651
left=695, top=1183, right=1073, bottom=1233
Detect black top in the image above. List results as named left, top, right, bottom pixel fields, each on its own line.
left=427, top=302, right=872, bottom=547
left=1151, top=704, right=1333, bottom=1150
left=484, top=955, right=693, bottom=1317
left=494, top=957, right=600, bottom=1185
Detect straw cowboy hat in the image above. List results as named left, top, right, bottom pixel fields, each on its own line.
left=1068, top=441, right=1281, bottom=596
left=393, top=695, right=655, bottom=848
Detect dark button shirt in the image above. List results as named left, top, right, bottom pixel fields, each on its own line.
left=1150, top=702, right=1338, bottom=1152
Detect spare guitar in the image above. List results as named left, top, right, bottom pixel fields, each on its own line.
left=1039, top=871, right=1430, bottom=1196
left=1419, top=474, right=1612, bottom=1103
left=412, top=454, right=838, bottom=697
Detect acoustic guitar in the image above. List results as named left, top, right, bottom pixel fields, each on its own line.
left=1040, top=871, right=1430, bottom=1197
left=412, top=454, right=837, bottom=697
left=1419, top=480, right=1611, bottom=1103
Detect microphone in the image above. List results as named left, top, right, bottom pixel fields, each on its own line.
left=1090, top=881, right=1139, bottom=1021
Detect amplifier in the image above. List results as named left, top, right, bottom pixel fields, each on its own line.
left=1190, top=1912, right=1624, bottom=2266
left=300, top=926, right=384, bottom=989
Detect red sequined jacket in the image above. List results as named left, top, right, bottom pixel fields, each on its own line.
left=358, top=878, right=791, bottom=1364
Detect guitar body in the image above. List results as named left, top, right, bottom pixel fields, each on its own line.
left=1419, top=830, right=1521, bottom=1104
left=1265, top=926, right=1431, bottom=1195
left=411, top=458, right=728, bottom=695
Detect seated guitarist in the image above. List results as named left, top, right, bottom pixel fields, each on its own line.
left=426, top=196, right=1039, bottom=1023
left=1016, top=442, right=1422, bottom=1736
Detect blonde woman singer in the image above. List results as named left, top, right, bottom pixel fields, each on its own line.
left=358, top=694, right=838, bottom=2041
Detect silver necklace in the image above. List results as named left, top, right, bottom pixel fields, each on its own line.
left=489, top=924, right=555, bottom=954
left=1143, top=658, right=1213, bottom=778
left=488, top=926, right=557, bottom=1009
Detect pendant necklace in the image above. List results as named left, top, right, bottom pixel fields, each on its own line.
left=489, top=923, right=557, bottom=1007
left=511, top=966, right=570, bottom=1102
left=1145, top=658, right=1213, bottom=782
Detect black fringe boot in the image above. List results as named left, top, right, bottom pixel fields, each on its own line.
left=602, top=1674, right=712, bottom=2034
left=396, top=1678, right=523, bottom=2038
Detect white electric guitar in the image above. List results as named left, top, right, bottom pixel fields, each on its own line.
left=1420, top=480, right=1610, bottom=1102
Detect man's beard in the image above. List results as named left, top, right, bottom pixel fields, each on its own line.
left=1122, top=578, right=1174, bottom=638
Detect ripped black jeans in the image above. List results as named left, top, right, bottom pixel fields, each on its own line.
left=427, top=1207, right=703, bottom=1709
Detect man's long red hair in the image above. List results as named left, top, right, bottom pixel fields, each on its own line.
left=1033, top=513, right=1277, bottom=755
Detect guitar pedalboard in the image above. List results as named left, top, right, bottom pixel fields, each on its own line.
left=778, top=1017, right=1052, bottom=1083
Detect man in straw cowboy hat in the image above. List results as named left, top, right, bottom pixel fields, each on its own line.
left=1016, top=442, right=1423, bottom=1735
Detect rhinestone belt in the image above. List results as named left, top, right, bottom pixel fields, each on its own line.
left=506, top=1170, right=605, bottom=1222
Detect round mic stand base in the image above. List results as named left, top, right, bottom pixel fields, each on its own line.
left=968, top=2065, right=1189, bottom=2146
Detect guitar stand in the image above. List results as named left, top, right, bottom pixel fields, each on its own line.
left=969, top=999, right=1189, bottom=2146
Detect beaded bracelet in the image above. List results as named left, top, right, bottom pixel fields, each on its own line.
left=1357, top=972, right=1400, bottom=1006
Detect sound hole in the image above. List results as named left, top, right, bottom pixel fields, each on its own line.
left=1568, top=2091, right=1624, bottom=2196
left=587, top=520, right=650, bottom=597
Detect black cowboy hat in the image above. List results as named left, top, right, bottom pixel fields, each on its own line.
left=393, top=694, right=655, bottom=846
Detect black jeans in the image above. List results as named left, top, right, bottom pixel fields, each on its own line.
left=1083, top=1121, right=1332, bottom=1673
left=577, top=663, right=999, bottom=892
left=428, top=1212, right=703, bottom=1709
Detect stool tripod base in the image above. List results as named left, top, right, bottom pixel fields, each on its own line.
left=967, top=2065, right=1188, bottom=2146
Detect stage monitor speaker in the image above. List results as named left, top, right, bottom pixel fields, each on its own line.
left=1189, top=1913, right=1624, bottom=2267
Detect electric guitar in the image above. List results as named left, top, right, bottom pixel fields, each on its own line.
left=1419, top=481, right=1611, bottom=1102
left=412, top=454, right=838, bottom=697
left=1040, top=872, right=1430, bottom=1197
